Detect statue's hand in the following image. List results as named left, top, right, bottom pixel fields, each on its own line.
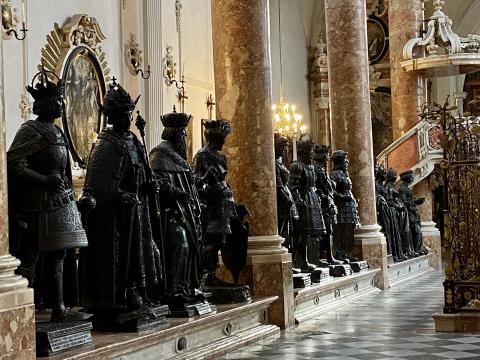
left=43, top=174, right=66, bottom=191
left=176, top=190, right=193, bottom=204
left=78, top=193, right=97, bottom=213
left=121, top=192, right=139, bottom=205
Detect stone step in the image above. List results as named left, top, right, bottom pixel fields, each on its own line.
left=294, top=269, right=381, bottom=324
left=387, top=253, right=435, bottom=287
left=42, top=297, right=279, bottom=360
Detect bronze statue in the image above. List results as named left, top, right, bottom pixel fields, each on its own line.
left=7, top=69, right=88, bottom=322
left=313, top=145, right=341, bottom=265
left=193, top=120, right=235, bottom=284
left=150, top=109, right=214, bottom=316
left=193, top=120, right=250, bottom=303
left=274, top=133, right=298, bottom=252
left=383, top=168, right=407, bottom=261
left=289, top=134, right=325, bottom=272
left=79, top=80, right=168, bottom=330
left=331, top=150, right=359, bottom=261
left=399, top=170, right=428, bottom=256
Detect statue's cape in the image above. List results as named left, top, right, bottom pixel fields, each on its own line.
left=150, top=141, right=190, bottom=173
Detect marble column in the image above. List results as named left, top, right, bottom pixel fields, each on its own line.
left=0, top=36, right=35, bottom=359
left=325, top=0, right=388, bottom=289
left=414, top=179, right=442, bottom=270
left=143, top=0, right=164, bottom=151
left=389, top=0, right=427, bottom=140
left=211, top=0, right=294, bottom=329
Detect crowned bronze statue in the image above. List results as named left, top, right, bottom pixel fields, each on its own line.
left=79, top=79, right=168, bottom=330
left=398, top=170, right=428, bottom=256
left=274, top=133, right=298, bottom=252
left=7, top=69, right=88, bottom=323
left=331, top=150, right=359, bottom=262
left=289, top=134, right=325, bottom=273
left=313, top=145, right=341, bottom=266
left=150, top=109, right=215, bottom=316
left=193, top=120, right=250, bottom=304
left=8, top=69, right=92, bottom=355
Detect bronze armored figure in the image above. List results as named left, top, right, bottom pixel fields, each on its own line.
left=313, top=145, right=341, bottom=265
left=398, top=170, right=428, bottom=256
left=193, top=120, right=250, bottom=303
left=274, top=133, right=298, bottom=252
left=7, top=69, right=88, bottom=323
left=289, top=134, right=325, bottom=272
left=331, top=150, right=359, bottom=262
left=79, top=80, right=168, bottom=330
left=150, top=109, right=215, bottom=316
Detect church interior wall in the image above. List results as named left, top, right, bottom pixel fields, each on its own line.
left=269, top=0, right=314, bottom=132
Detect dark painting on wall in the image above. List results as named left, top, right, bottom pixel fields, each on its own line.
left=371, top=91, right=393, bottom=156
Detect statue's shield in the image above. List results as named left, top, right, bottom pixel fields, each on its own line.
left=221, top=205, right=250, bottom=285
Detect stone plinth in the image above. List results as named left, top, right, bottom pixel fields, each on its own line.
left=41, top=297, right=279, bottom=360
left=389, top=0, right=427, bottom=139
left=388, top=254, right=435, bottom=287
left=422, top=221, right=442, bottom=270
left=434, top=313, right=480, bottom=333
left=217, top=236, right=294, bottom=329
left=353, top=225, right=389, bottom=290
left=294, top=269, right=380, bottom=324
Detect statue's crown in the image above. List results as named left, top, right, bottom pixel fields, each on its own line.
left=103, top=77, right=139, bottom=115
left=26, top=67, right=61, bottom=101
left=161, top=106, right=191, bottom=128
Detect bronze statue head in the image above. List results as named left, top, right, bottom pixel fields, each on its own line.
left=161, top=106, right=191, bottom=159
left=203, top=120, right=232, bottom=151
left=27, top=68, right=64, bottom=121
left=331, top=150, right=349, bottom=171
left=274, top=133, right=288, bottom=159
left=375, top=164, right=387, bottom=182
left=386, top=168, right=397, bottom=183
left=102, top=78, right=140, bottom=133
left=297, top=133, right=314, bottom=162
left=313, top=144, right=329, bottom=168
left=400, top=169, right=414, bottom=184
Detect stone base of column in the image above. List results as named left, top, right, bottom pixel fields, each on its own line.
left=433, top=312, right=480, bottom=332
left=421, top=221, right=442, bottom=270
left=217, top=235, right=295, bottom=329
left=0, top=254, right=35, bottom=359
left=352, top=224, right=388, bottom=290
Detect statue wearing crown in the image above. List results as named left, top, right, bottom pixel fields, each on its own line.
left=7, top=69, right=88, bottom=323
left=78, top=79, right=168, bottom=330
left=193, top=120, right=250, bottom=303
left=149, top=109, right=215, bottom=316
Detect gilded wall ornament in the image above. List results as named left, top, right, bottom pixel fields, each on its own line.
left=175, top=0, right=182, bottom=33
left=1, top=0, right=27, bottom=40
left=162, top=45, right=177, bottom=85
left=39, top=14, right=111, bottom=168
left=125, top=33, right=150, bottom=79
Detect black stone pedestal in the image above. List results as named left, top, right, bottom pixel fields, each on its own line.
left=203, top=285, right=252, bottom=304
left=310, top=268, right=330, bottom=283
left=349, top=261, right=369, bottom=273
left=329, top=264, right=353, bottom=277
left=293, top=273, right=312, bottom=288
left=36, top=321, right=93, bottom=357
left=92, top=304, right=170, bottom=332
left=168, top=298, right=217, bottom=317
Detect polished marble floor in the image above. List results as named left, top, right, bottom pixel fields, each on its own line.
left=220, top=270, right=480, bottom=360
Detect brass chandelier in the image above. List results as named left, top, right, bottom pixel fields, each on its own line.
left=272, top=0, right=306, bottom=140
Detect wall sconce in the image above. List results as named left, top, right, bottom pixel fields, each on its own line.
left=2, top=0, right=28, bottom=40
left=125, top=34, right=150, bottom=79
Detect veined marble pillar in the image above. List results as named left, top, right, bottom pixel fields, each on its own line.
left=325, top=0, right=388, bottom=289
left=414, top=179, right=442, bottom=270
left=0, top=37, right=35, bottom=359
left=389, top=0, right=427, bottom=139
left=211, top=0, right=294, bottom=329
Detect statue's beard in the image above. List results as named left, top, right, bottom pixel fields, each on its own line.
left=171, top=135, right=187, bottom=159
